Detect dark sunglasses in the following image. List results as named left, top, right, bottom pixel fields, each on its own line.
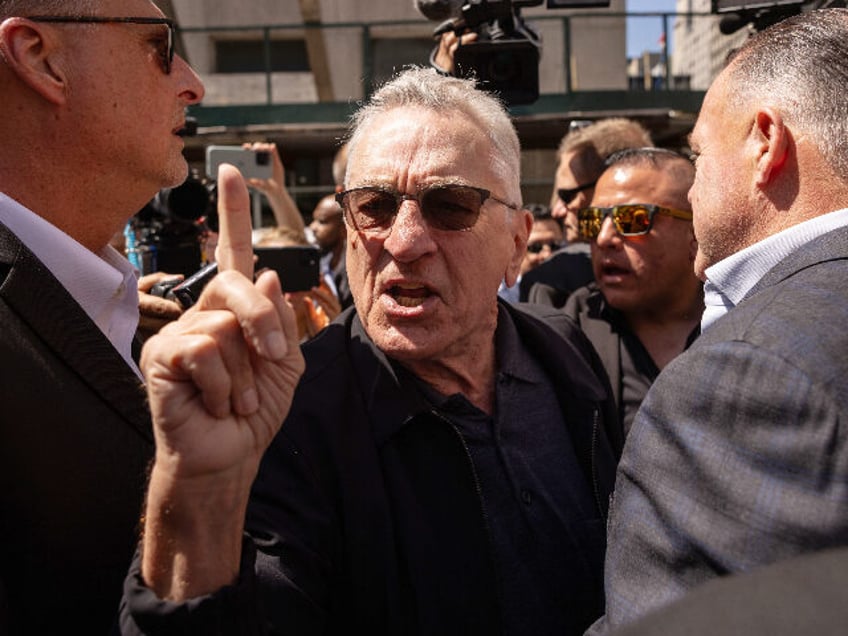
left=335, top=184, right=518, bottom=238
left=27, top=15, right=176, bottom=74
left=527, top=240, right=562, bottom=254
left=578, top=204, right=693, bottom=239
left=557, top=181, right=597, bottom=206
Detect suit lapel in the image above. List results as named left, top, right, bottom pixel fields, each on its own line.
left=0, top=224, right=152, bottom=442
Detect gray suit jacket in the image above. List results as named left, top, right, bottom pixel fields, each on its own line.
left=592, top=226, right=848, bottom=632
left=0, top=222, right=153, bottom=634
left=609, top=546, right=848, bottom=636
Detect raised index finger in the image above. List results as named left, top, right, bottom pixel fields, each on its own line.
left=214, top=163, right=255, bottom=278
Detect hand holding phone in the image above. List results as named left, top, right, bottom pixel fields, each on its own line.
left=205, top=145, right=274, bottom=181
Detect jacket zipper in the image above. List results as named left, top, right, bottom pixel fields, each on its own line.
left=590, top=406, right=606, bottom=522
left=430, top=408, right=506, bottom=636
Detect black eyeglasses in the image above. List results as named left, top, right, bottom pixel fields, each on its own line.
left=578, top=204, right=693, bottom=239
left=335, top=184, right=518, bottom=238
left=557, top=181, right=597, bottom=206
left=27, top=16, right=176, bottom=75
left=526, top=240, right=562, bottom=254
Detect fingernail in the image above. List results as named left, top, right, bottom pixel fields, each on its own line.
left=264, top=330, right=287, bottom=359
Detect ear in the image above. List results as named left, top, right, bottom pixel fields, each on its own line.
left=503, top=208, right=533, bottom=288
left=688, top=224, right=698, bottom=262
left=751, top=107, right=789, bottom=187
left=0, top=18, right=68, bottom=105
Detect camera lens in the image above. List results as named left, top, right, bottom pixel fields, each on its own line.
left=488, top=51, right=521, bottom=84
left=256, top=151, right=271, bottom=166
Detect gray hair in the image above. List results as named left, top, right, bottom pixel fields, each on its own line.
left=345, top=66, right=521, bottom=196
left=726, top=8, right=848, bottom=181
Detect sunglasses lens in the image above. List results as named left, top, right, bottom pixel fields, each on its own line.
left=558, top=189, right=576, bottom=205
left=578, top=208, right=603, bottom=239
left=527, top=241, right=560, bottom=254
left=614, top=205, right=652, bottom=235
left=344, top=189, right=397, bottom=232
left=421, top=186, right=483, bottom=231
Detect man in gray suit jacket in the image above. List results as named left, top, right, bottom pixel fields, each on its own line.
left=590, top=8, right=848, bottom=633
left=0, top=1, right=204, bottom=632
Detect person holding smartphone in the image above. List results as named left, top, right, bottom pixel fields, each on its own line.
left=254, top=226, right=341, bottom=341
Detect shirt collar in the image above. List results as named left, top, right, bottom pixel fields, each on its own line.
left=0, top=192, right=141, bottom=378
left=351, top=304, right=544, bottom=444
left=702, top=208, right=848, bottom=331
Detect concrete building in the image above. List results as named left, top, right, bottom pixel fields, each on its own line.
left=156, top=0, right=705, bottom=218
left=671, top=0, right=748, bottom=91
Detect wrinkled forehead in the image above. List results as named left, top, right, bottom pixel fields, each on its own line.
left=346, top=106, right=503, bottom=190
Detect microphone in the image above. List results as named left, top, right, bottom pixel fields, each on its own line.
left=413, top=0, right=465, bottom=22
left=177, top=116, right=198, bottom=137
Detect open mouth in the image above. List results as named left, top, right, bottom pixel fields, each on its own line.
left=602, top=264, right=629, bottom=276
left=387, top=283, right=432, bottom=308
left=600, top=263, right=631, bottom=279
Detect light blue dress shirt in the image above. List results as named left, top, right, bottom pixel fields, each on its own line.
left=702, top=208, right=848, bottom=332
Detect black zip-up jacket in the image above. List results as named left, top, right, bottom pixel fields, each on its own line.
left=122, top=301, right=623, bottom=636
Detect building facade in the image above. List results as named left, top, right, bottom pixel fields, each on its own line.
left=158, top=0, right=706, bottom=220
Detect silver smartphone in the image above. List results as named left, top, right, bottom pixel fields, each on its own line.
left=205, top=145, right=274, bottom=181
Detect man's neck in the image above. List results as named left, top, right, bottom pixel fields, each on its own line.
left=401, top=341, right=498, bottom=415
left=627, top=293, right=704, bottom=370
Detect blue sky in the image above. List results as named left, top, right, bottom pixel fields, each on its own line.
left=626, top=0, right=678, bottom=58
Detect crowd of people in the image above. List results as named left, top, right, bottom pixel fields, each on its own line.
left=1, top=1, right=847, bottom=634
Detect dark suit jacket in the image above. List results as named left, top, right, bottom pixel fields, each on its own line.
left=521, top=244, right=594, bottom=307
left=0, top=222, right=153, bottom=634
left=592, top=226, right=848, bottom=632
left=563, top=285, right=629, bottom=419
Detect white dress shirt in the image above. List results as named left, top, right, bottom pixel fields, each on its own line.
left=0, top=192, right=142, bottom=378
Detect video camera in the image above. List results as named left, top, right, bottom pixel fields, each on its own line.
left=125, top=169, right=219, bottom=277
left=421, top=0, right=544, bottom=105
left=418, top=0, right=611, bottom=105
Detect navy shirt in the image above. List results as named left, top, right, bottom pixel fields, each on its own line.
left=412, top=306, right=600, bottom=635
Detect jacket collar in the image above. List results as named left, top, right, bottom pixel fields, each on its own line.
left=0, top=223, right=152, bottom=442
left=342, top=301, right=609, bottom=446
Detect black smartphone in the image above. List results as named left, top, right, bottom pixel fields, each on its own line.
left=254, top=245, right=321, bottom=292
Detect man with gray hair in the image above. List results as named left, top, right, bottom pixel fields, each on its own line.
left=590, top=8, right=848, bottom=633
left=121, top=66, right=622, bottom=635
